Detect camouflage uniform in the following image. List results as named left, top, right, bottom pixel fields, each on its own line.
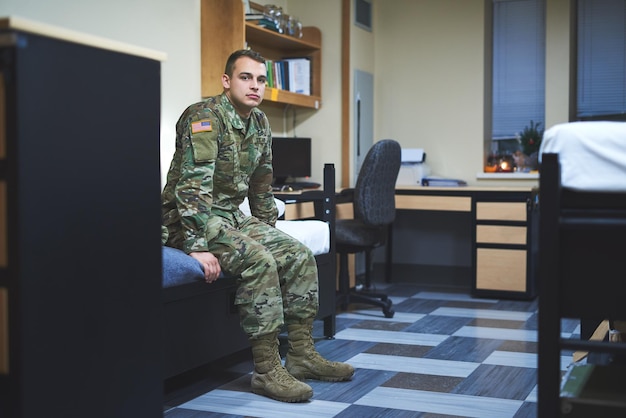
left=161, top=93, right=319, bottom=338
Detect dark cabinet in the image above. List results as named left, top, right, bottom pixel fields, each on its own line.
left=0, top=18, right=164, bottom=417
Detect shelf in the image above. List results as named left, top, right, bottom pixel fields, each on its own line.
left=245, top=23, right=321, bottom=51
left=561, top=363, right=626, bottom=417
left=263, top=88, right=321, bottom=109
left=476, top=172, right=539, bottom=180
left=200, top=0, right=322, bottom=109
left=246, top=24, right=322, bottom=109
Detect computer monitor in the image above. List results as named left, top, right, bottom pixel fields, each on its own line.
left=271, top=137, right=311, bottom=186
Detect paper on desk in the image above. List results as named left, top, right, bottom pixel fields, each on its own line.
left=401, top=148, right=425, bottom=163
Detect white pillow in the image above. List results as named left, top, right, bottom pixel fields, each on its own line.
left=239, top=197, right=285, bottom=218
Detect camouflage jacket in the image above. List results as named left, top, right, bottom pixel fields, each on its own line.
left=161, top=93, right=277, bottom=253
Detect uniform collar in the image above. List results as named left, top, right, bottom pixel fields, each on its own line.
left=220, top=93, right=246, bottom=131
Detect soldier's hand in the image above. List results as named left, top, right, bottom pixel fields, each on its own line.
left=189, top=251, right=222, bottom=283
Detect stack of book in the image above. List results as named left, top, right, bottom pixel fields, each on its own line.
left=265, top=58, right=311, bottom=95
left=245, top=13, right=284, bottom=33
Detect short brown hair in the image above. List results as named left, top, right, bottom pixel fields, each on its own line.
left=224, top=49, right=266, bottom=77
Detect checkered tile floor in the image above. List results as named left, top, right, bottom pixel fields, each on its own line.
left=164, top=283, right=580, bottom=417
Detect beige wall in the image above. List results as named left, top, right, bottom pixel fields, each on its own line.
left=265, top=0, right=344, bottom=185
left=374, top=0, right=486, bottom=184
left=325, top=0, right=570, bottom=188
left=1, top=0, right=574, bottom=188
left=545, top=0, right=573, bottom=128
left=0, top=0, right=201, bottom=187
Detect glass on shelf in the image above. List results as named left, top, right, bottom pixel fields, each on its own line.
left=260, top=5, right=303, bottom=38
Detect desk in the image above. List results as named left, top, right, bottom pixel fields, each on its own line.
left=394, top=186, right=538, bottom=299
left=281, top=186, right=538, bottom=300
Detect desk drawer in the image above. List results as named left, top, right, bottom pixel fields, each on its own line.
left=396, top=195, right=471, bottom=212
left=476, top=202, right=527, bottom=221
left=476, top=225, right=527, bottom=245
left=476, top=248, right=527, bottom=292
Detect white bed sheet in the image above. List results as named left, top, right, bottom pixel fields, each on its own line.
left=276, top=220, right=330, bottom=256
left=539, top=121, right=626, bottom=191
left=239, top=197, right=330, bottom=256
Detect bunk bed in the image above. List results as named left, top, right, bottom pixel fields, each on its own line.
left=537, top=121, right=626, bottom=417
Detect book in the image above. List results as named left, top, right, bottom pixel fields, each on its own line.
left=284, top=58, right=311, bottom=95
left=274, top=61, right=282, bottom=90
left=421, top=176, right=467, bottom=187
left=245, top=13, right=267, bottom=20
left=265, top=59, right=274, bottom=88
left=281, top=60, right=289, bottom=91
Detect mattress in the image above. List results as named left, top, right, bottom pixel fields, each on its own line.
left=240, top=197, right=330, bottom=256
left=275, top=219, right=330, bottom=256
left=539, top=121, right=626, bottom=191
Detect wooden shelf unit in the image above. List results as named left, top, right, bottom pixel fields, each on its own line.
left=200, top=0, right=322, bottom=109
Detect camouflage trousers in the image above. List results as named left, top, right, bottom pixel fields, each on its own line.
left=207, top=216, right=319, bottom=339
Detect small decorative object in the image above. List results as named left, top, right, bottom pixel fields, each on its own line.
left=261, top=4, right=284, bottom=33
left=485, top=152, right=499, bottom=172
left=513, top=150, right=538, bottom=172
left=497, top=154, right=515, bottom=172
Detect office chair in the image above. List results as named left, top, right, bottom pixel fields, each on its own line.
left=335, top=139, right=401, bottom=318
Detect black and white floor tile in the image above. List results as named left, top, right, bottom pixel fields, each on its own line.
left=164, top=283, right=579, bottom=418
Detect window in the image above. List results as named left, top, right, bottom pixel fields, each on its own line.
left=577, top=0, right=626, bottom=120
left=492, top=0, right=546, bottom=147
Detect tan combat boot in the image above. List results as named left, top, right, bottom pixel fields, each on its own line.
left=285, top=319, right=355, bottom=382
left=250, top=331, right=314, bottom=402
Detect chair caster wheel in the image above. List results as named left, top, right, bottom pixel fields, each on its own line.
left=383, top=300, right=394, bottom=318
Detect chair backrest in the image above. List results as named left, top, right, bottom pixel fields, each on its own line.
left=354, top=139, right=402, bottom=226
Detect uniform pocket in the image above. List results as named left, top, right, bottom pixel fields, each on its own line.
left=190, top=130, right=218, bottom=163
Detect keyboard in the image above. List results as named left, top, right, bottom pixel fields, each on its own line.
left=272, top=182, right=321, bottom=192
left=285, top=181, right=321, bottom=190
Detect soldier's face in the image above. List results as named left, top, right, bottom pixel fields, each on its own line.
left=222, top=56, right=267, bottom=117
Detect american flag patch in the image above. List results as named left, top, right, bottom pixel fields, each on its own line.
left=191, top=119, right=212, bottom=133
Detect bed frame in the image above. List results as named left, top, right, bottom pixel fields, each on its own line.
left=162, top=164, right=337, bottom=380
left=538, top=153, right=626, bottom=417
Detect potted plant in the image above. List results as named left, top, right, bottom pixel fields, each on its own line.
left=514, top=120, right=543, bottom=171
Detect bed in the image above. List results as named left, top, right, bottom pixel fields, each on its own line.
left=537, top=121, right=626, bottom=417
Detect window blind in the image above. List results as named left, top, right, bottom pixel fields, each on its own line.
left=492, top=0, right=546, bottom=139
left=577, top=0, right=626, bottom=118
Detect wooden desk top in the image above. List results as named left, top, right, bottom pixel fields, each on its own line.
left=396, top=185, right=535, bottom=193
left=394, top=186, right=534, bottom=212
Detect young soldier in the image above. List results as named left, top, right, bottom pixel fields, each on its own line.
left=161, top=49, right=353, bottom=402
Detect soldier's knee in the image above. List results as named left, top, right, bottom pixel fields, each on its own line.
left=245, top=245, right=278, bottom=274
left=220, top=240, right=275, bottom=273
